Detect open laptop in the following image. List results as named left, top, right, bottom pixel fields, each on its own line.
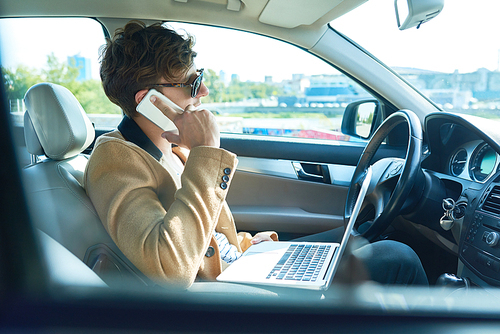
left=217, top=167, right=372, bottom=290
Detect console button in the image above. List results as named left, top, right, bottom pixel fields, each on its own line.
left=486, top=232, right=500, bottom=247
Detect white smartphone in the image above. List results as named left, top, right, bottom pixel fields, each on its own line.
left=136, top=89, right=184, bottom=132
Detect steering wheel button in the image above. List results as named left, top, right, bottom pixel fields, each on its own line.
left=392, top=163, right=403, bottom=174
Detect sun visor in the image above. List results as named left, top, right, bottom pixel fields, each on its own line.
left=174, top=0, right=242, bottom=11
left=259, top=0, right=344, bottom=28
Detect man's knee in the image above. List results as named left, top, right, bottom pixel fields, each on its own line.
left=353, top=240, right=428, bottom=285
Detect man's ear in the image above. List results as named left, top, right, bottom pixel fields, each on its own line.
left=135, top=89, right=149, bottom=104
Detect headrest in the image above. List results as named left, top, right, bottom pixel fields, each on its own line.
left=24, top=83, right=95, bottom=160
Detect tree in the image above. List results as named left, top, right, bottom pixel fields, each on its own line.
left=2, top=53, right=121, bottom=114
left=2, top=65, right=42, bottom=101
left=43, top=53, right=79, bottom=86
left=74, top=79, right=120, bottom=114
left=202, top=69, right=225, bottom=103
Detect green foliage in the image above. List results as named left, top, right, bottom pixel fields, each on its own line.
left=202, top=68, right=224, bottom=103
left=44, top=53, right=79, bottom=85
left=356, top=110, right=374, bottom=124
left=2, top=53, right=121, bottom=114
left=365, top=111, right=374, bottom=124
left=72, top=79, right=121, bottom=114
left=3, top=65, right=42, bottom=100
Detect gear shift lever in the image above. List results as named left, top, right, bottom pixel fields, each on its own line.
left=436, top=273, right=469, bottom=289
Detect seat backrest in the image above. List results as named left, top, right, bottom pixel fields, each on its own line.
left=22, top=83, right=152, bottom=288
left=37, top=229, right=108, bottom=288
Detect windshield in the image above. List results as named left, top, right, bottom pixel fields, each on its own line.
left=332, top=0, right=500, bottom=118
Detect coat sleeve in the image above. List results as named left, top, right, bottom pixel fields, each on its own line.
left=84, top=140, right=237, bottom=289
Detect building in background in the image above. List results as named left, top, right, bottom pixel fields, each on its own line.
left=68, top=54, right=91, bottom=81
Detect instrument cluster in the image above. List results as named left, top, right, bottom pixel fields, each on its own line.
left=449, top=140, right=500, bottom=183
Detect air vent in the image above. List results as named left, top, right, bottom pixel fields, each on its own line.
left=483, top=186, right=500, bottom=215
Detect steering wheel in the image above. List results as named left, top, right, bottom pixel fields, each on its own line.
left=344, top=110, right=423, bottom=242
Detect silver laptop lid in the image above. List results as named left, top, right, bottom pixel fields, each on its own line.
left=216, top=167, right=372, bottom=290
left=322, top=166, right=372, bottom=288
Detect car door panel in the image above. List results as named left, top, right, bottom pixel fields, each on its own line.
left=222, top=135, right=406, bottom=239
left=223, top=136, right=354, bottom=239
left=228, top=169, right=348, bottom=237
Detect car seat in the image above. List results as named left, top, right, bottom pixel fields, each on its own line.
left=22, top=82, right=152, bottom=288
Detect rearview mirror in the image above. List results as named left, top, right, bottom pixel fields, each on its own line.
left=395, top=0, right=444, bottom=30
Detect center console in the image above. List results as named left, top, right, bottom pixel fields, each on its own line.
left=460, top=178, right=500, bottom=286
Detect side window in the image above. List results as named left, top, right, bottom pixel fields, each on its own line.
left=170, top=22, right=379, bottom=142
left=0, top=18, right=121, bottom=127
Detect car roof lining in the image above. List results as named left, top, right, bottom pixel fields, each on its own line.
left=1, top=0, right=367, bottom=50
left=0, top=0, right=368, bottom=27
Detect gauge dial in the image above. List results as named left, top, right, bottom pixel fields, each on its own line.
left=469, top=143, right=497, bottom=182
left=450, top=148, right=467, bottom=176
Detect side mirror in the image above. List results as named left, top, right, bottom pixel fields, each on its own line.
left=341, top=99, right=382, bottom=140
left=395, top=0, right=444, bottom=30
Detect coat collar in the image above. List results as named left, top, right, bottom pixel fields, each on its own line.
left=117, top=116, right=163, bottom=161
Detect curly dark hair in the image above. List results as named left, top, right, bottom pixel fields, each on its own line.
left=100, top=20, right=197, bottom=117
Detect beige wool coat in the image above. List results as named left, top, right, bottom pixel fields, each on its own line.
left=84, top=120, right=277, bottom=289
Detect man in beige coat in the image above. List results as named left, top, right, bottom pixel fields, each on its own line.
left=85, top=21, right=277, bottom=289
left=85, top=21, right=428, bottom=290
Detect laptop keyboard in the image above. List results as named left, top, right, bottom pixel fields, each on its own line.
left=266, top=244, right=332, bottom=282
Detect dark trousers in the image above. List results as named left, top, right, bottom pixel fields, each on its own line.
left=293, top=227, right=428, bottom=286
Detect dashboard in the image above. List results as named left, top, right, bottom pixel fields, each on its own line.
left=423, top=113, right=500, bottom=286
left=423, top=118, right=500, bottom=184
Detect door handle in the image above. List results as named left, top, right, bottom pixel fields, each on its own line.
left=292, top=162, right=331, bottom=184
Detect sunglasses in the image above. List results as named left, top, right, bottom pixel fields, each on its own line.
left=151, top=68, right=204, bottom=98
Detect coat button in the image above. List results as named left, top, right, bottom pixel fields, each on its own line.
left=222, top=175, right=229, bottom=182
left=205, top=246, right=215, bottom=257
left=223, top=168, right=231, bottom=175
left=220, top=182, right=228, bottom=190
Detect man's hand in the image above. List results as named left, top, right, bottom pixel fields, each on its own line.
left=251, top=232, right=275, bottom=245
left=150, top=94, right=220, bottom=149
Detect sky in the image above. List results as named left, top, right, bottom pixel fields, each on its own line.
left=332, top=0, right=500, bottom=74
left=1, top=1, right=500, bottom=82
left=0, top=18, right=105, bottom=79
